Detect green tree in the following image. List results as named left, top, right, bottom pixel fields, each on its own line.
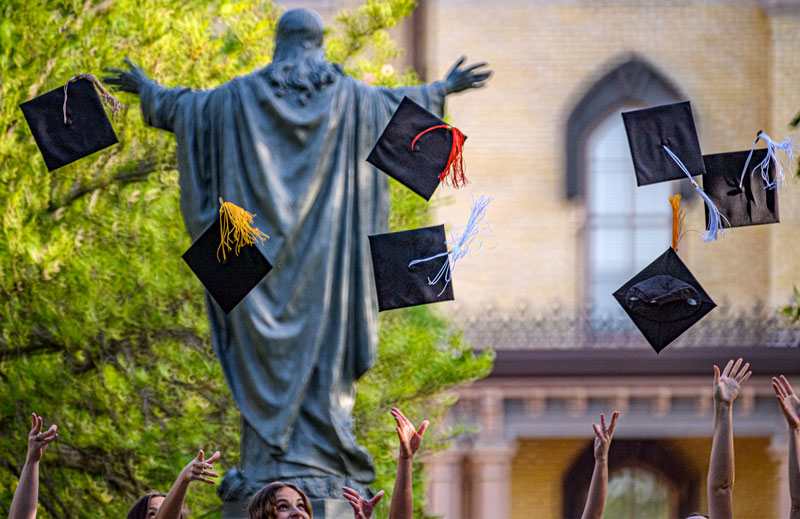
left=0, top=1, right=492, bottom=517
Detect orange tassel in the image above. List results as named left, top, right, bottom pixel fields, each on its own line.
left=669, top=194, right=686, bottom=251
left=411, top=124, right=469, bottom=188
left=217, top=197, right=269, bottom=262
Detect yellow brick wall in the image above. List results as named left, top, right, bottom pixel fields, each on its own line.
left=411, top=0, right=799, bottom=316
left=510, top=437, right=778, bottom=519
left=510, top=439, right=587, bottom=519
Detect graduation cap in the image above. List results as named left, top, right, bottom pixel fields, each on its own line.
left=368, top=224, right=454, bottom=311
left=20, top=74, right=120, bottom=171
left=702, top=148, right=779, bottom=228
left=613, top=247, right=716, bottom=353
left=367, top=96, right=468, bottom=201
left=369, top=196, right=494, bottom=311
left=182, top=199, right=272, bottom=314
left=622, top=102, right=729, bottom=242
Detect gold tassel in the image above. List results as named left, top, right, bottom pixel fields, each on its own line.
left=217, top=197, right=269, bottom=262
left=669, top=194, right=687, bottom=252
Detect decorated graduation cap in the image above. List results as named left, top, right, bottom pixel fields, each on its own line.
left=738, top=130, right=799, bottom=190
left=20, top=74, right=121, bottom=171
left=613, top=196, right=716, bottom=353
left=182, top=199, right=272, bottom=314
left=367, top=96, right=468, bottom=201
left=369, top=196, right=493, bottom=311
left=622, top=101, right=729, bottom=242
left=702, top=148, right=779, bottom=228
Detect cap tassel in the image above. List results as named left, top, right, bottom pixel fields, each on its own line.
left=408, top=195, right=495, bottom=296
left=411, top=124, right=469, bottom=188
left=63, top=74, right=123, bottom=125
left=663, top=145, right=730, bottom=243
left=669, top=194, right=687, bottom=252
left=217, top=197, right=269, bottom=262
left=738, top=130, right=799, bottom=190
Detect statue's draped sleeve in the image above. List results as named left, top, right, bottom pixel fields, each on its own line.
left=138, top=73, right=446, bottom=482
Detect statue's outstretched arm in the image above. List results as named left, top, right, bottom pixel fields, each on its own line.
left=442, top=56, right=492, bottom=95
left=103, top=56, right=151, bottom=95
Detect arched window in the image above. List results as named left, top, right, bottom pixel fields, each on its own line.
left=564, top=56, right=688, bottom=325
left=562, top=439, right=698, bottom=519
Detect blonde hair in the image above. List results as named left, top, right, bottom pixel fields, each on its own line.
left=248, top=482, right=312, bottom=519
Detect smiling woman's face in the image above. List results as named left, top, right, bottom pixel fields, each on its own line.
left=147, top=496, right=165, bottom=519
left=274, top=487, right=309, bottom=519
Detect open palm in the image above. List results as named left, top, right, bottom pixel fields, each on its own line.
left=713, top=358, right=751, bottom=405
left=773, top=375, right=800, bottom=429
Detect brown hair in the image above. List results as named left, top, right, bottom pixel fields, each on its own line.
left=127, top=491, right=165, bottom=519
left=248, top=482, right=312, bottom=519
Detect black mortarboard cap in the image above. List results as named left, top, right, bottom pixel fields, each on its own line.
left=368, top=224, right=455, bottom=311
left=613, top=247, right=715, bottom=353
left=622, top=101, right=706, bottom=186
left=20, top=78, right=118, bottom=171
left=702, top=149, right=779, bottom=228
left=182, top=217, right=272, bottom=314
left=367, top=97, right=467, bottom=201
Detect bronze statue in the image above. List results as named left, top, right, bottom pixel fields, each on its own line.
left=105, top=7, right=491, bottom=505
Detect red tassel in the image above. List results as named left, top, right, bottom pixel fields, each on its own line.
left=411, top=124, right=469, bottom=188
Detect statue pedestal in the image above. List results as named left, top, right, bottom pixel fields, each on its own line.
left=222, top=498, right=352, bottom=519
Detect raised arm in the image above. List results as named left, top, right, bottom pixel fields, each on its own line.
left=388, top=407, right=428, bottom=519
left=581, top=411, right=620, bottom=519
left=9, top=413, right=58, bottom=519
left=154, top=449, right=220, bottom=519
left=773, top=375, right=800, bottom=519
left=708, top=358, right=751, bottom=519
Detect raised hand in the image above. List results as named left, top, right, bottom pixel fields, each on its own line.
left=27, top=413, right=57, bottom=464
left=444, top=56, right=492, bottom=95
left=179, top=449, right=221, bottom=485
left=773, top=375, right=800, bottom=430
left=391, top=407, right=428, bottom=460
left=713, top=358, right=751, bottom=405
left=592, top=411, right=620, bottom=462
left=102, top=57, right=150, bottom=94
left=342, top=487, right=384, bottom=519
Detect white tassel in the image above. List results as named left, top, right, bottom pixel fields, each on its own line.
left=739, top=131, right=799, bottom=189
left=408, top=195, right=496, bottom=296
left=663, top=145, right=730, bottom=243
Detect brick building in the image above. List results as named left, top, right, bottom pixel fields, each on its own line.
left=302, top=0, right=800, bottom=517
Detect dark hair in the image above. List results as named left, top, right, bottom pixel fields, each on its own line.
left=248, top=481, right=312, bottom=519
left=127, top=492, right=165, bottom=519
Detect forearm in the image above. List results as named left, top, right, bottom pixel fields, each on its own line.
left=581, top=458, right=608, bottom=519
left=388, top=457, right=413, bottom=519
left=8, top=459, right=39, bottom=519
left=708, top=402, right=734, bottom=519
left=790, top=429, right=800, bottom=519
left=154, top=479, right=189, bottom=519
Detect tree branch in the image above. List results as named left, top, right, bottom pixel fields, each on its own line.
left=47, top=159, right=175, bottom=212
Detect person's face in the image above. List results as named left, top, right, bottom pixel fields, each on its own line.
left=275, top=487, right=309, bottom=519
left=147, top=496, right=165, bottom=519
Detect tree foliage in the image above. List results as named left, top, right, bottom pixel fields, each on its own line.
left=0, top=0, right=492, bottom=517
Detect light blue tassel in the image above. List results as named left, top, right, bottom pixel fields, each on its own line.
left=739, top=131, right=799, bottom=189
left=408, top=195, right=496, bottom=296
left=663, top=145, right=730, bottom=243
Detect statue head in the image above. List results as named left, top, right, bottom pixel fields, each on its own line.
left=265, top=8, right=341, bottom=105
left=273, top=8, right=324, bottom=58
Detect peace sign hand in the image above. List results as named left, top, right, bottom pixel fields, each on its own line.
left=592, top=411, right=619, bottom=462
left=26, top=412, right=58, bottom=463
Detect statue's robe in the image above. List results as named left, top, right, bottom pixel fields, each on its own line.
left=139, top=70, right=445, bottom=494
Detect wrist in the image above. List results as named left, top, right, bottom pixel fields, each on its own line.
left=714, top=399, right=733, bottom=410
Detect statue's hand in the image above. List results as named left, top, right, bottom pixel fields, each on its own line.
left=102, top=56, right=149, bottom=95
left=444, top=56, right=492, bottom=95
